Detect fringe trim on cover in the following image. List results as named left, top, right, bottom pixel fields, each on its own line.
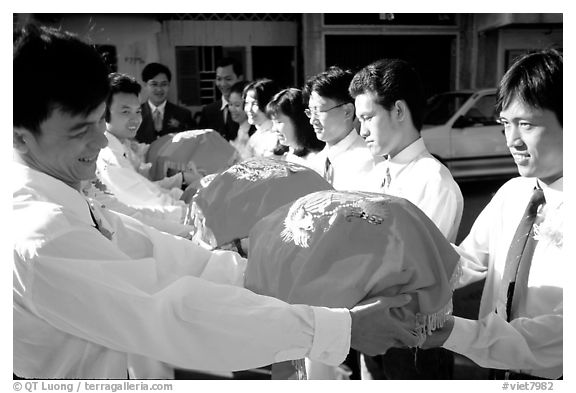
left=413, top=257, right=463, bottom=347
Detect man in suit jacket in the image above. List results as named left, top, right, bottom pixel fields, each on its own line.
left=198, top=57, right=243, bottom=141
left=136, top=62, right=194, bottom=144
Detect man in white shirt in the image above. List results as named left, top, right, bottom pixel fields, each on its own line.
left=349, top=58, right=464, bottom=379
left=13, top=24, right=418, bottom=380
left=304, top=66, right=380, bottom=191
left=424, top=50, right=563, bottom=380
left=350, top=59, right=463, bottom=243
left=92, top=72, right=195, bottom=237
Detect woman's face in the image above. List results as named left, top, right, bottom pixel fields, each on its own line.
left=244, top=90, right=268, bottom=127
left=272, top=112, right=298, bottom=148
left=228, top=92, right=247, bottom=124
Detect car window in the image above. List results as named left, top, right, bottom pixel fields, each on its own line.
left=463, top=94, right=499, bottom=126
left=423, top=92, right=473, bottom=125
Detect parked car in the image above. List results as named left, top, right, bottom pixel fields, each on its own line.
left=421, top=88, right=518, bottom=180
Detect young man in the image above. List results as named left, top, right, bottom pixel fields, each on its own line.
left=13, top=25, right=418, bottom=379
left=424, top=49, right=563, bottom=380
left=349, top=58, right=464, bottom=379
left=304, top=66, right=380, bottom=191
left=135, top=62, right=194, bottom=144
left=91, top=72, right=195, bottom=237
left=350, top=58, right=463, bottom=243
left=198, top=57, right=244, bottom=141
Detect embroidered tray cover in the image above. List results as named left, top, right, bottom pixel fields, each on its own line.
left=146, top=129, right=239, bottom=181
left=246, top=190, right=459, bottom=329
left=190, top=157, right=333, bottom=247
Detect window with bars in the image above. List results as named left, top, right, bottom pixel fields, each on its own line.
left=176, top=46, right=245, bottom=106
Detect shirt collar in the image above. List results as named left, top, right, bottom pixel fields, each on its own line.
left=13, top=160, right=94, bottom=228
left=538, top=176, right=563, bottom=209
left=103, top=131, right=128, bottom=155
left=326, top=129, right=358, bottom=160
left=148, top=100, right=167, bottom=114
left=384, top=137, right=426, bottom=176
left=388, top=138, right=426, bottom=165
left=220, top=97, right=229, bottom=110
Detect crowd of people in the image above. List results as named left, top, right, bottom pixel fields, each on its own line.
left=13, top=23, right=563, bottom=382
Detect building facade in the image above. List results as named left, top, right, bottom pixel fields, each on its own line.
left=16, top=13, right=562, bottom=116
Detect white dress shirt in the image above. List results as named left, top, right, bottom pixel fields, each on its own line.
left=364, top=138, right=463, bottom=242
left=283, top=150, right=320, bottom=170
left=91, top=132, right=191, bottom=234
left=148, top=100, right=167, bottom=120
left=309, top=130, right=379, bottom=191
left=13, top=161, right=351, bottom=379
left=445, top=176, right=563, bottom=379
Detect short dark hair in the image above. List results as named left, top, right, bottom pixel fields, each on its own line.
left=303, top=66, right=354, bottom=105
left=13, top=24, right=110, bottom=134
left=105, top=72, right=141, bottom=122
left=242, top=78, right=281, bottom=112
left=216, top=57, right=243, bottom=77
left=229, top=80, right=250, bottom=97
left=349, top=58, right=425, bottom=131
left=141, top=62, right=172, bottom=83
left=266, top=88, right=325, bottom=156
left=496, top=49, right=562, bottom=126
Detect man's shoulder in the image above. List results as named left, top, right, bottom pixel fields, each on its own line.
left=167, top=101, right=192, bottom=116
left=13, top=193, right=76, bottom=253
left=200, top=100, right=222, bottom=115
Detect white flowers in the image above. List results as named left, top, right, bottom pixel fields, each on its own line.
left=534, top=203, right=563, bottom=248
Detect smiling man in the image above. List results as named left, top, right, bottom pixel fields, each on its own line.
left=198, top=57, right=244, bottom=141
left=304, top=66, right=380, bottom=191
left=90, top=72, right=194, bottom=238
left=135, top=62, right=193, bottom=144
left=13, top=25, right=419, bottom=379
left=424, top=49, right=563, bottom=380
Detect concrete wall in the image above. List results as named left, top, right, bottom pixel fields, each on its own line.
left=51, top=15, right=161, bottom=86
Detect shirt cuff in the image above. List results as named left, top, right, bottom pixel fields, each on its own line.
left=442, top=316, right=474, bottom=352
left=307, top=307, right=351, bottom=366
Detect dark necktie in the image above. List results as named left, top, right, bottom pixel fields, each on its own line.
left=324, top=157, right=334, bottom=185
left=87, top=202, right=114, bottom=240
left=222, top=104, right=229, bottom=124
left=380, top=164, right=391, bottom=191
left=497, top=187, right=546, bottom=321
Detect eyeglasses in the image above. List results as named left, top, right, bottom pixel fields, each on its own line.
left=147, top=81, right=169, bottom=88
left=304, top=102, right=347, bottom=118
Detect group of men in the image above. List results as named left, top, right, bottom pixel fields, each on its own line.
left=133, top=57, right=244, bottom=145
left=13, top=23, right=563, bottom=381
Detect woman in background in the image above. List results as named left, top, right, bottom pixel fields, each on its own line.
left=243, top=78, right=283, bottom=158
left=228, top=80, right=256, bottom=161
left=266, top=88, right=325, bottom=168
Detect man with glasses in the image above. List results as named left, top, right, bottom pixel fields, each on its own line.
left=304, top=66, right=380, bottom=191
left=135, top=62, right=194, bottom=144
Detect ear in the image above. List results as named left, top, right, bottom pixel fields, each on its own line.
left=343, top=102, right=356, bottom=120
left=393, top=100, right=408, bottom=122
left=13, top=127, right=34, bottom=154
